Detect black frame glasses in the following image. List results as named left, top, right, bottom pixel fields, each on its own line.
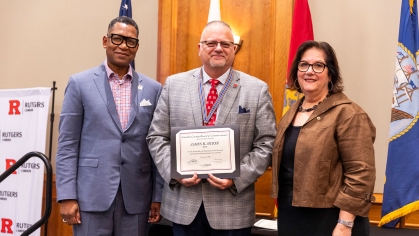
left=200, top=40, right=234, bottom=48
left=297, top=61, right=328, bottom=73
left=108, top=34, right=139, bottom=48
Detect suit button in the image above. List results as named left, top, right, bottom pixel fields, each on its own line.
left=121, top=138, right=126, bottom=143
left=121, top=161, right=125, bottom=165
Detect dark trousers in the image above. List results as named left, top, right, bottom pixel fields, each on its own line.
left=172, top=203, right=252, bottom=236
left=277, top=184, right=370, bottom=236
left=73, top=186, right=150, bottom=236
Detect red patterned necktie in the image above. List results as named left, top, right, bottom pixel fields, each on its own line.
left=206, top=79, right=220, bottom=126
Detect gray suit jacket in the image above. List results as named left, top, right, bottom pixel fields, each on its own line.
left=56, top=64, right=163, bottom=214
left=147, top=68, right=276, bottom=229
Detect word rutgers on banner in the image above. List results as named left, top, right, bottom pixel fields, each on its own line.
left=0, top=88, right=51, bottom=236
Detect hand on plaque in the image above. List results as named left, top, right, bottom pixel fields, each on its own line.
left=176, top=173, right=201, bottom=187
left=207, top=173, right=233, bottom=190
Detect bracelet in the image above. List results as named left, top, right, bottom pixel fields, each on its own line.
left=337, top=219, right=354, bottom=228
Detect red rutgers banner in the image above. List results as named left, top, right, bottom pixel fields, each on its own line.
left=0, top=88, right=51, bottom=236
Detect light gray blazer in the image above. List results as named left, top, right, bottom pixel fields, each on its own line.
left=147, top=68, right=276, bottom=229
left=56, top=64, right=163, bottom=214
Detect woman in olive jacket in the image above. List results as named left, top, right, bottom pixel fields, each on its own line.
left=271, top=41, right=376, bottom=236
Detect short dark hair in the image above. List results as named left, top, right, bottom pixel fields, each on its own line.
left=107, top=16, right=139, bottom=38
left=288, top=40, right=344, bottom=94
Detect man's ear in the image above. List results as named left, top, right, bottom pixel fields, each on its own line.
left=103, top=36, right=108, bottom=48
left=198, top=43, right=202, bottom=56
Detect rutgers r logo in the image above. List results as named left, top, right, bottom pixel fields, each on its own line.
left=8, top=100, right=21, bottom=115
left=1, top=218, right=13, bottom=234
left=5, top=159, right=17, bottom=175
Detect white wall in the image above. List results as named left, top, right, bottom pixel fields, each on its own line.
left=310, top=0, right=401, bottom=192
left=0, top=0, right=158, bottom=172
left=0, top=0, right=402, bottom=193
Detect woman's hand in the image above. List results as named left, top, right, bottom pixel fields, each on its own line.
left=332, top=223, right=351, bottom=236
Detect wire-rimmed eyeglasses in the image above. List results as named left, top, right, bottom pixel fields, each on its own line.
left=200, top=40, right=234, bottom=48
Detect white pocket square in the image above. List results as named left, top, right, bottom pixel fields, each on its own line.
left=140, top=99, right=152, bottom=106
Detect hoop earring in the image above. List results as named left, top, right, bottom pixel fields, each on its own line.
left=328, top=81, right=333, bottom=92
left=293, top=79, right=301, bottom=91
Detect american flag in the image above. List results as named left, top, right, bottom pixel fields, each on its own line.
left=119, top=0, right=132, bottom=17
left=403, top=64, right=416, bottom=73
left=119, top=0, right=135, bottom=70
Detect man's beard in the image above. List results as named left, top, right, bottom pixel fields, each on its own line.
left=210, top=58, right=226, bottom=68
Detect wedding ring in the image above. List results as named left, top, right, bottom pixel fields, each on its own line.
left=62, top=219, right=67, bottom=223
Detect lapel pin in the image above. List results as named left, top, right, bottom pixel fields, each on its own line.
left=233, top=84, right=238, bottom=88
left=138, top=85, right=143, bottom=90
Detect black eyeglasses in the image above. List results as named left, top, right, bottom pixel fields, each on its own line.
left=108, top=34, right=139, bottom=48
left=297, top=61, right=328, bottom=73
left=200, top=40, right=234, bottom=48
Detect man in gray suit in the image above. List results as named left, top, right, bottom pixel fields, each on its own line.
left=56, top=16, right=163, bottom=236
left=147, top=21, right=276, bottom=236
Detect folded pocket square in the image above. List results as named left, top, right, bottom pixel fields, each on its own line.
left=140, top=99, right=152, bottom=106
left=239, top=105, right=250, bottom=113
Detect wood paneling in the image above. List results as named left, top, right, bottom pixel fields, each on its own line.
left=255, top=168, right=276, bottom=217
left=270, top=0, right=294, bottom=122
left=157, top=0, right=205, bottom=85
